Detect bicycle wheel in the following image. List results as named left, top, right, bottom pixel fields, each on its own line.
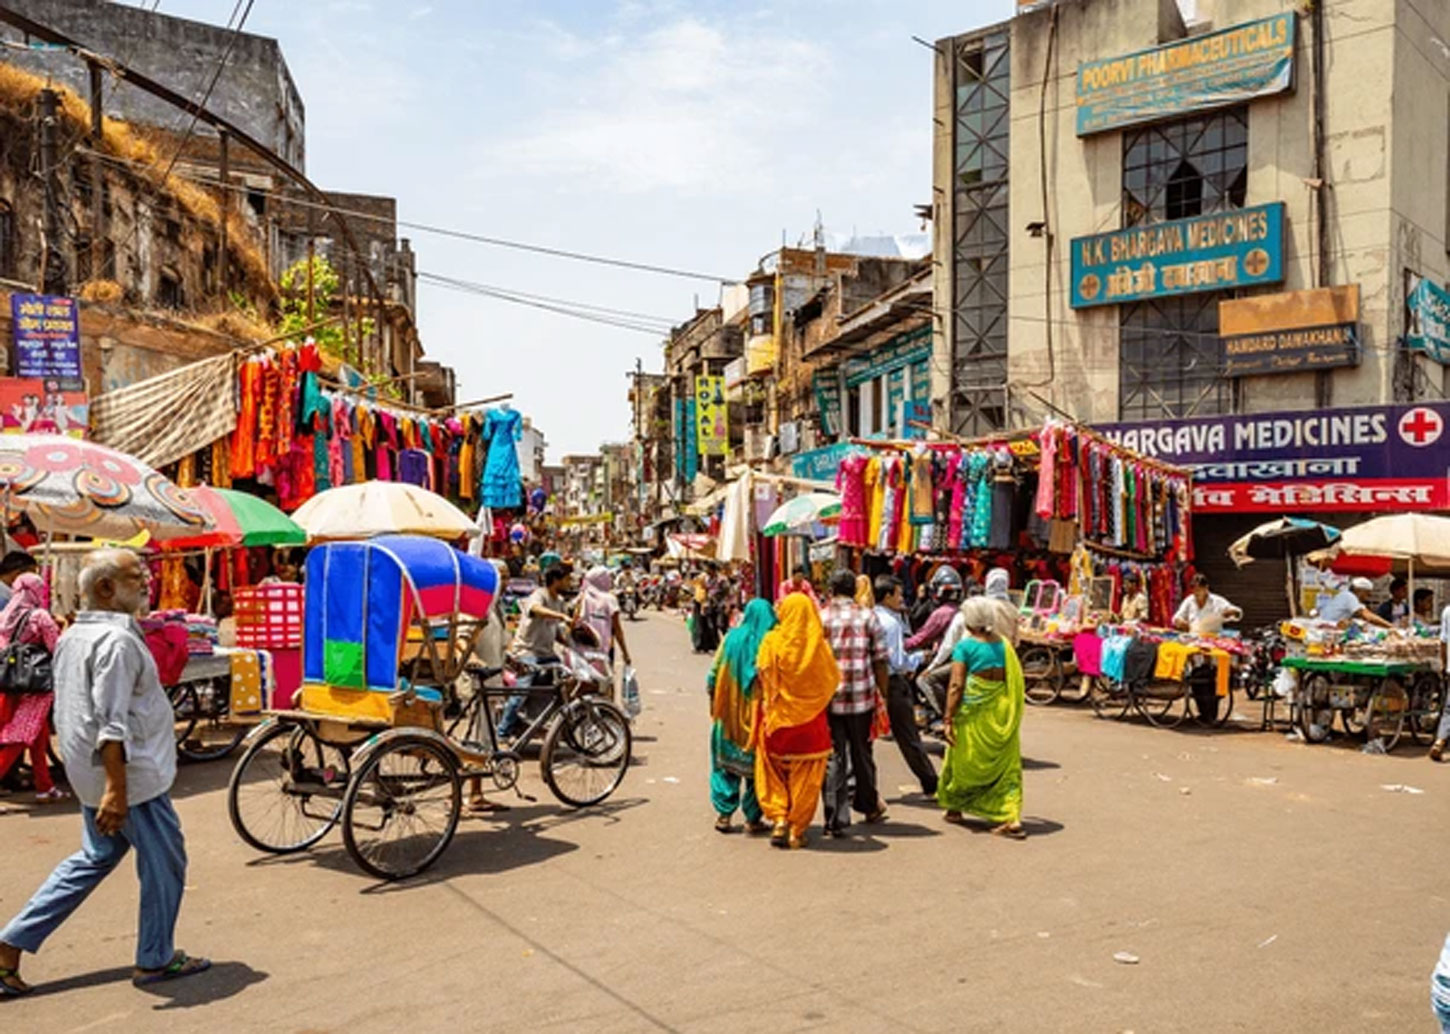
left=541, top=698, right=632, bottom=807
left=169, top=682, right=200, bottom=749
left=1021, top=646, right=1062, bottom=707
left=228, top=722, right=349, bottom=854
left=175, top=677, right=247, bottom=762
left=1136, top=683, right=1189, bottom=729
left=1296, top=674, right=1335, bottom=743
left=1088, top=677, right=1129, bottom=720
left=1191, top=684, right=1234, bottom=728
left=342, top=736, right=461, bottom=880
left=1339, top=704, right=1368, bottom=738
left=1366, top=680, right=1408, bottom=754
left=1407, top=673, right=1444, bottom=746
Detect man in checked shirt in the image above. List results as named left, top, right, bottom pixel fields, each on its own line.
left=820, top=568, right=890, bottom=836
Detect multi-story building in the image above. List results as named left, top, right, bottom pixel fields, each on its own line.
left=933, top=0, right=1450, bottom=605
left=517, top=417, right=547, bottom=487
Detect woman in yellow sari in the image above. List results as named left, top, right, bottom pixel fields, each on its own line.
left=938, top=598, right=1026, bottom=838
left=751, top=594, right=840, bottom=849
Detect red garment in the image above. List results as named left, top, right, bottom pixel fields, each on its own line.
left=231, top=359, right=262, bottom=478
left=256, top=358, right=280, bottom=471
left=276, top=348, right=299, bottom=457
left=765, top=710, right=830, bottom=756
left=144, top=624, right=190, bottom=687
left=835, top=453, right=869, bottom=548
left=0, top=722, right=54, bottom=792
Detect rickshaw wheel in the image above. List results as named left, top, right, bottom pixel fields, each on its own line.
left=1088, top=677, right=1128, bottom=720
left=1365, top=680, right=1408, bottom=754
left=228, top=722, right=350, bottom=854
left=171, top=678, right=247, bottom=762
left=1407, top=673, right=1445, bottom=746
left=1021, top=647, right=1062, bottom=706
left=342, top=736, right=461, bottom=880
left=1339, top=705, right=1368, bottom=738
left=541, top=698, right=632, bottom=808
left=1137, top=684, right=1189, bottom=729
left=1190, top=683, right=1234, bottom=728
left=1296, top=675, right=1335, bottom=743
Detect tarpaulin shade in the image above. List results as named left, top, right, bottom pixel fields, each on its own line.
left=302, top=535, right=499, bottom=692
left=89, top=352, right=237, bottom=470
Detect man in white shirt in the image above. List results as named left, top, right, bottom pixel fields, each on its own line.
left=1173, top=574, right=1243, bottom=635
left=0, top=550, right=209, bottom=997
left=874, top=575, right=937, bottom=796
left=1318, top=576, right=1392, bottom=628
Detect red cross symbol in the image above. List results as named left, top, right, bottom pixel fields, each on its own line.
left=1399, top=407, right=1443, bottom=447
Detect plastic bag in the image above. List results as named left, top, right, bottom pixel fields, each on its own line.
left=621, top=665, right=642, bottom=718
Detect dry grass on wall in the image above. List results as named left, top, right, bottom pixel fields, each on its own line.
left=0, top=63, right=275, bottom=303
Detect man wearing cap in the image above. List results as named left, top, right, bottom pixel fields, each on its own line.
left=1318, top=576, right=1392, bottom=628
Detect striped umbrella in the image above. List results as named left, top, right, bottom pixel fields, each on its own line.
left=761, top=493, right=842, bottom=536
left=163, top=487, right=307, bottom=549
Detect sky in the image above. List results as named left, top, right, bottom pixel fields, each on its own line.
left=133, top=0, right=1033, bottom=458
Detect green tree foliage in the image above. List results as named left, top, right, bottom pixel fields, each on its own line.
left=277, top=255, right=373, bottom=364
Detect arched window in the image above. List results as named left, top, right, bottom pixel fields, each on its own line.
left=157, top=266, right=184, bottom=310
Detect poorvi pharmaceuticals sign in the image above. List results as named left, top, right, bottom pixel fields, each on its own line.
left=1076, top=13, right=1296, bottom=136
left=1070, top=202, right=1284, bottom=308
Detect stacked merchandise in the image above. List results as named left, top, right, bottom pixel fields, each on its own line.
left=224, top=341, right=522, bottom=513
left=1280, top=618, right=1441, bottom=666
left=1083, top=623, right=1243, bottom=696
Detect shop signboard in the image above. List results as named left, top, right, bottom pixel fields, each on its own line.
left=695, top=374, right=728, bottom=457
left=1070, top=202, right=1284, bottom=309
left=674, top=397, right=697, bottom=483
left=791, top=441, right=862, bottom=483
left=842, top=325, right=931, bottom=388
left=1407, top=277, right=1450, bottom=365
left=0, top=377, right=88, bottom=438
left=1219, top=285, right=1360, bottom=376
left=813, top=371, right=842, bottom=437
left=9, top=293, right=82, bottom=388
left=1076, top=13, right=1296, bottom=137
left=1099, top=401, right=1450, bottom=513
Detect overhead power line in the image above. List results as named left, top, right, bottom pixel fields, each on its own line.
left=416, top=271, right=670, bottom=337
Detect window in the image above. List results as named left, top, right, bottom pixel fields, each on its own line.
left=1118, top=108, right=1248, bottom=420
left=157, top=267, right=184, bottom=310
left=75, top=235, right=92, bottom=283
left=0, top=201, right=13, bottom=279
left=950, top=31, right=1010, bottom=436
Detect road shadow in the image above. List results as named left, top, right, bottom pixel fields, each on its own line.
left=28, top=965, right=134, bottom=997
left=1022, top=756, right=1061, bottom=770
left=139, top=961, right=269, bottom=1010
left=939, top=814, right=1065, bottom=839
left=802, top=831, right=889, bottom=853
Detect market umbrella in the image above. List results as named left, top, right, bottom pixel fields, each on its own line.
left=1333, top=513, right=1450, bottom=577
left=162, top=487, right=307, bottom=549
left=0, top=434, right=213, bottom=541
left=291, top=482, right=478, bottom=543
left=1228, top=517, right=1341, bottom=568
left=760, top=492, right=842, bottom=537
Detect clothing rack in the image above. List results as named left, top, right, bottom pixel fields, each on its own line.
left=1027, top=392, right=1192, bottom=479
left=1082, top=539, right=1167, bottom=563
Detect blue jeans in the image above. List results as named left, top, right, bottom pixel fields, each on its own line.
left=496, top=654, right=557, bottom=739
left=1434, top=932, right=1450, bottom=1032
left=1, top=794, right=187, bottom=970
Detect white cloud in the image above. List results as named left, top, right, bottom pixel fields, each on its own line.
left=408, top=5, right=433, bottom=20
left=485, top=16, right=833, bottom=196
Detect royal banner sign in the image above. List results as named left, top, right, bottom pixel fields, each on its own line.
left=1219, top=285, right=1360, bottom=377
left=695, top=374, right=728, bottom=457
left=1070, top=202, right=1284, bottom=308
left=1100, top=402, right=1450, bottom=513
left=1076, top=13, right=1296, bottom=136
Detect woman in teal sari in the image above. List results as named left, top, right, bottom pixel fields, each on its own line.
left=707, top=598, right=776, bottom=834
left=938, top=598, right=1026, bottom=838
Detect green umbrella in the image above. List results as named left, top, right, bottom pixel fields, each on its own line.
left=761, top=492, right=842, bottom=537
left=164, top=486, right=307, bottom=548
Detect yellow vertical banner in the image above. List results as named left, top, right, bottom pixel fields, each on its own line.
left=695, top=374, right=728, bottom=456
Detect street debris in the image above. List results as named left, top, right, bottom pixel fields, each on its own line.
left=1179, top=786, right=1192, bottom=796
left=1247, top=776, right=1279, bottom=785
left=1258, top=935, right=1278, bottom=948
left=1380, top=784, right=1425, bottom=794
left=1113, top=951, right=1140, bottom=965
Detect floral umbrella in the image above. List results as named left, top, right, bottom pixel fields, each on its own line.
left=761, top=492, right=842, bottom=537
left=0, top=435, right=213, bottom=541
left=162, top=487, right=307, bottom=550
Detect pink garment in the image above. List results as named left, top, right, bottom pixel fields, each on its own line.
left=0, top=692, right=51, bottom=747
left=328, top=397, right=347, bottom=488
left=836, top=453, right=869, bottom=548
left=145, top=624, right=190, bottom=687
left=1035, top=426, right=1057, bottom=519
left=1073, top=631, right=1104, bottom=677
left=0, top=574, right=59, bottom=653
left=947, top=455, right=968, bottom=547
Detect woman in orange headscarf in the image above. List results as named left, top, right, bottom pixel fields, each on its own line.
left=751, top=594, right=840, bottom=850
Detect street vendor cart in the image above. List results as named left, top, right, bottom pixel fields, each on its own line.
left=1283, top=652, right=1443, bottom=752
left=225, top=535, right=632, bottom=880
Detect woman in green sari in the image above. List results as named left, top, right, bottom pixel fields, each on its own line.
left=707, top=598, right=777, bottom=834
left=937, top=597, right=1026, bottom=838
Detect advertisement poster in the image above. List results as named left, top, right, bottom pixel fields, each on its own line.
left=1099, top=401, right=1450, bottom=513
left=10, top=294, right=82, bottom=387
left=0, top=377, right=88, bottom=438
left=1071, top=202, right=1284, bottom=308
left=1407, top=278, right=1450, bottom=365
left=1076, top=13, right=1295, bottom=136
left=1219, top=285, right=1360, bottom=376
left=695, top=374, right=728, bottom=457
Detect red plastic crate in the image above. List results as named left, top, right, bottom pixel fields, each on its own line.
left=235, top=584, right=304, bottom=649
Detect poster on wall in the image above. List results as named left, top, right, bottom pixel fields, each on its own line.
left=1075, top=13, right=1296, bottom=137
left=1100, top=401, right=1450, bottom=513
left=1070, top=202, right=1284, bottom=308
left=9, top=294, right=82, bottom=388
left=1407, top=277, right=1450, bottom=365
left=0, top=377, right=88, bottom=438
left=695, top=374, right=728, bottom=456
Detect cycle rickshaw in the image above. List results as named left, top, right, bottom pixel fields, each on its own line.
left=225, top=535, right=632, bottom=880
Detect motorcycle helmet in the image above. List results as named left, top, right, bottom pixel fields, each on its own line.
left=929, top=565, right=963, bottom=601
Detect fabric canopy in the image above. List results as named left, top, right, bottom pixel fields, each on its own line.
left=164, top=487, right=306, bottom=549
left=302, top=535, right=499, bottom=692
left=89, top=352, right=237, bottom=470
left=291, top=482, right=478, bottom=541
left=1333, top=513, right=1450, bottom=577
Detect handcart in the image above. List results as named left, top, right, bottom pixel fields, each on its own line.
left=225, top=535, right=632, bottom=880
left=1283, top=656, right=1444, bottom=752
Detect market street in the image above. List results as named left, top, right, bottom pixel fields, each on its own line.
left=1, top=609, right=1445, bottom=1033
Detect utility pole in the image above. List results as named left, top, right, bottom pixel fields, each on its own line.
left=218, top=130, right=229, bottom=297
left=39, top=88, right=67, bottom=295
left=87, top=62, right=104, bottom=282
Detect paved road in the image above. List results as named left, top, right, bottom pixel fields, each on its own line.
left=2, top=609, right=1447, bottom=1032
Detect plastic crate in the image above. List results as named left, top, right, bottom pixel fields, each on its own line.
left=235, top=584, right=304, bottom=649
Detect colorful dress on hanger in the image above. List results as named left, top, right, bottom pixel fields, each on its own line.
left=864, top=457, right=885, bottom=548
left=481, top=408, right=523, bottom=508
left=836, top=453, right=869, bottom=548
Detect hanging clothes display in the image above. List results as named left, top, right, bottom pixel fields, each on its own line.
left=480, top=406, right=523, bottom=508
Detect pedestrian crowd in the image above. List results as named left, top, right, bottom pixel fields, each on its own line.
left=706, top=564, right=1026, bottom=849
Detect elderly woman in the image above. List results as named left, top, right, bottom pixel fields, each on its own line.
left=0, top=574, right=65, bottom=802
left=938, top=597, right=1025, bottom=838
left=706, top=598, right=776, bottom=834
left=575, top=566, right=631, bottom=668
left=751, top=594, right=840, bottom=850
left=982, top=567, right=1020, bottom=646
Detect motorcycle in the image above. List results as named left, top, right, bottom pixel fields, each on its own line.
left=619, top=586, right=640, bottom=620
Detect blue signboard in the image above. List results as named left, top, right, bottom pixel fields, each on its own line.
left=10, top=293, right=82, bottom=387
left=1407, top=278, right=1450, bottom=365
left=1070, top=202, right=1284, bottom=309
left=1098, top=402, right=1450, bottom=513
left=842, top=325, right=931, bottom=388
left=791, top=442, right=863, bottom=483
left=673, top=397, right=697, bottom=484
left=1076, top=13, right=1296, bottom=137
